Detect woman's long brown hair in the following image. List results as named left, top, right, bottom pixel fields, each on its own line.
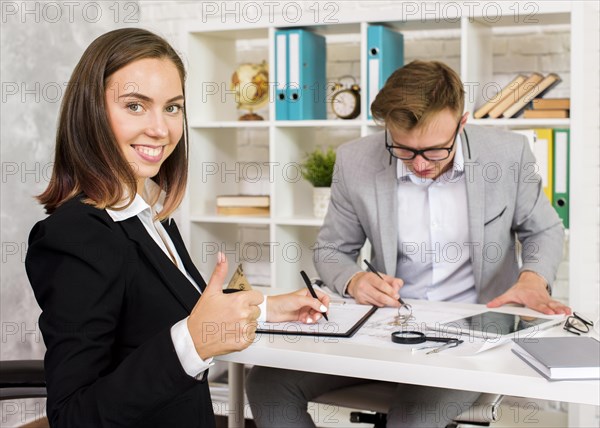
left=38, top=28, right=189, bottom=220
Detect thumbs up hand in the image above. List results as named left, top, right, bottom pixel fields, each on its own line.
left=187, top=252, right=264, bottom=360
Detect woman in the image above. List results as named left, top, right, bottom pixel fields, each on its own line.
left=25, top=28, right=329, bottom=428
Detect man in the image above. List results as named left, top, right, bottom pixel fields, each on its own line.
left=246, top=60, right=570, bottom=427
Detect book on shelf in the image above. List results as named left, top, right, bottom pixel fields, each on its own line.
left=502, top=73, right=562, bottom=118
left=523, top=109, right=569, bottom=119
left=216, top=195, right=270, bottom=216
left=487, top=73, right=544, bottom=119
left=216, top=195, right=270, bottom=207
left=473, top=74, right=528, bottom=119
left=216, top=206, right=270, bottom=216
left=512, top=337, right=600, bottom=381
left=531, top=98, right=570, bottom=110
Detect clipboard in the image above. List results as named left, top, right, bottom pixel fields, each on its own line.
left=257, top=303, right=377, bottom=338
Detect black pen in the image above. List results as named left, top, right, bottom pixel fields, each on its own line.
left=363, top=259, right=407, bottom=306
left=300, top=270, right=328, bottom=321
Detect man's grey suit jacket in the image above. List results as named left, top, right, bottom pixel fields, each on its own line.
left=315, top=124, right=564, bottom=303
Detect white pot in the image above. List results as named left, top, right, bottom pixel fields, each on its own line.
left=313, top=187, right=331, bottom=218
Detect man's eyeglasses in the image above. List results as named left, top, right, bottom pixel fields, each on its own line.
left=563, top=312, right=594, bottom=335
left=385, top=121, right=461, bottom=165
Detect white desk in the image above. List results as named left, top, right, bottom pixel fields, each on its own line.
left=217, top=300, right=599, bottom=427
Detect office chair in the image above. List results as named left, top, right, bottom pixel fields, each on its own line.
left=0, top=360, right=49, bottom=428
left=313, top=381, right=503, bottom=428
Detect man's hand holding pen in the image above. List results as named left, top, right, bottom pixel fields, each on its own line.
left=348, top=271, right=403, bottom=307
left=347, top=261, right=405, bottom=307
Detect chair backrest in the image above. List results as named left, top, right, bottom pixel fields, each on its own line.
left=312, top=381, right=396, bottom=414
left=452, top=392, right=504, bottom=423
left=0, top=360, right=46, bottom=400
left=0, top=360, right=49, bottom=427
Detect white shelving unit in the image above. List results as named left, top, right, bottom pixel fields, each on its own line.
left=182, top=2, right=597, bottom=312
left=178, top=2, right=599, bottom=426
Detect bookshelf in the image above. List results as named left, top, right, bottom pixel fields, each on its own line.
left=181, top=2, right=598, bottom=319
left=175, top=2, right=599, bottom=425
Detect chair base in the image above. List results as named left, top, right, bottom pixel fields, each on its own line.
left=446, top=423, right=492, bottom=428
left=313, top=382, right=504, bottom=428
left=350, top=411, right=387, bottom=428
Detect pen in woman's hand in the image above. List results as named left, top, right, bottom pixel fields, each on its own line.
left=363, top=259, right=407, bottom=306
left=300, top=270, right=328, bottom=321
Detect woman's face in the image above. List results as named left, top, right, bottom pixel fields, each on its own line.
left=105, top=58, right=184, bottom=194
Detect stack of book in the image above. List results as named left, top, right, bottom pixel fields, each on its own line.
left=474, top=73, right=563, bottom=119
left=523, top=98, right=570, bottom=119
left=216, top=195, right=270, bottom=216
left=512, top=337, right=600, bottom=381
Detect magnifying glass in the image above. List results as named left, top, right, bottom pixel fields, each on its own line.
left=391, top=330, right=462, bottom=345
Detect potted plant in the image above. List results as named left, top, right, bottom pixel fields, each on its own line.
left=300, top=147, right=336, bottom=218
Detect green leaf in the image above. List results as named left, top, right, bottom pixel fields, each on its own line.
left=300, top=147, right=336, bottom=187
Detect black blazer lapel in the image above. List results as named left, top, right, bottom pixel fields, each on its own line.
left=162, top=219, right=207, bottom=292
left=118, top=217, right=200, bottom=313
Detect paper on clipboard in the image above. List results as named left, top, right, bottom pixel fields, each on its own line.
left=257, top=303, right=377, bottom=338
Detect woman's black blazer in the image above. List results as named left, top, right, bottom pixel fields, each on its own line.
left=26, top=197, right=215, bottom=427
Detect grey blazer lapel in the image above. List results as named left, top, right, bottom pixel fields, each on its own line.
left=375, top=153, right=398, bottom=276
left=463, top=129, right=485, bottom=291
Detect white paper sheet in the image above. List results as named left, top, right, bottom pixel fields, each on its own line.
left=257, top=302, right=376, bottom=337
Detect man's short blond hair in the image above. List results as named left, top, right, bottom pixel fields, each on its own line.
left=371, top=60, right=465, bottom=131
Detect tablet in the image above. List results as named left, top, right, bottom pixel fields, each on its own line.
left=427, top=311, right=562, bottom=340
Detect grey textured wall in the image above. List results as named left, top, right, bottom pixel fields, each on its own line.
left=1, top=0, right=140, bottom=359
left=1, top=3, right=140, bottom=424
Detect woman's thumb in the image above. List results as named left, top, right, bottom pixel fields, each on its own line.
left=204, top=252, right=228, bottom=295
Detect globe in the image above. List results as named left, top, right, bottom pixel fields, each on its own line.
left=231, top=61, right=269, bottom=120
